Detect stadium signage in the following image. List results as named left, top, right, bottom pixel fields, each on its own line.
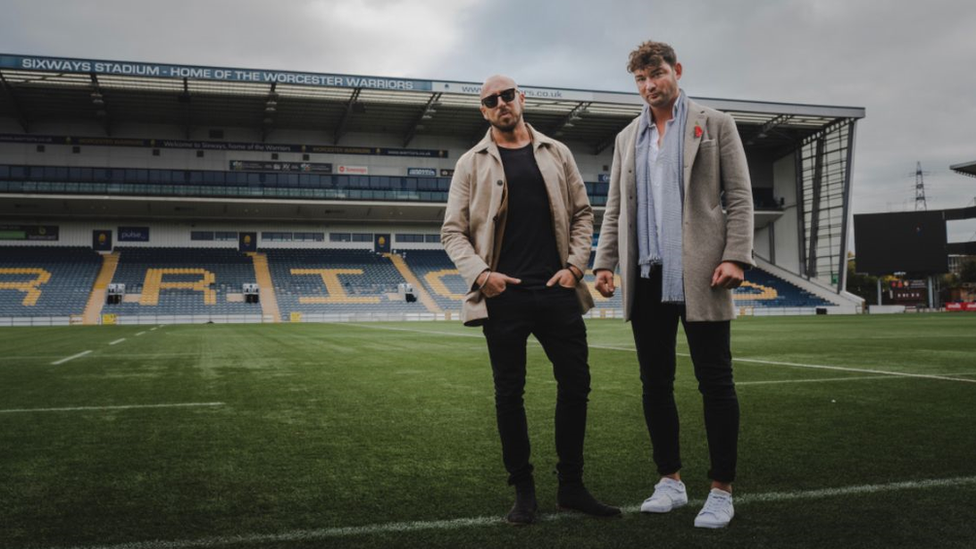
left=2, top=55, right=431, bottom=91
left=0, top=225, right=59, bottom=241
left=337, top=165, right=368, bottom=175
left=0, top=134, right=448, bottom=158
left=118, top=227, right=150, bottom=242
left=598, top=174, right=610, bottom=183
left=2, top=55, right=609, bottom=102
left=432, top=82, right=597, bottom=102
left=407, top=168, right=437, bottom=177
left=230, top=161, right=333, bottom=174
left=440, top=169, right=455, bottom=177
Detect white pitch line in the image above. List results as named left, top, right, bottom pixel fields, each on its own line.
left=728, top=356, right=976, bottom=384
left=738, top=372, right=976, bottom=386
left=737, top=375, right=896, bottom=385
left=135, top=331, right=146, bottom=337
left=48, top=475, right=976, bottom=549
left=0, top=402, right=225, bottom=414
left=346, top=325, right=976, bottom=385
left=109, top=338, right=126, bottom=346
left=50, top=350, right=92, bottom=365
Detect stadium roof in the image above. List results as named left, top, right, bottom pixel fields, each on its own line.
left=1, top=54, right=865, bottom=155
left=950, top=160, right=976, bottom=178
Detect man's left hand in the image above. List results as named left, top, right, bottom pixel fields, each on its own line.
left=546, top=268, right=578, bottom=289
left=710, top=261, right=745, bottom=289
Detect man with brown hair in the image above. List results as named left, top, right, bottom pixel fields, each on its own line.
left=593, top=41, right=754, bottom=528
left=441, top=74, right=620, bottom=525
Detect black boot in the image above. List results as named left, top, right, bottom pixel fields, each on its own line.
left=506, top=482, right=538, bottom=525
left=557, top=482, right=621, bottom=517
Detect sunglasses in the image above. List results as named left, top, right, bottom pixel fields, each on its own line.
left=481, top=88, right=518, bottom=108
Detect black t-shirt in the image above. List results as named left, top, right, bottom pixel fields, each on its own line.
left=496, top=144, right=561, bottom=289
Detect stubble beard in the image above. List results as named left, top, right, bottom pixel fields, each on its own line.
left=490, top=111, right=521, bottom=133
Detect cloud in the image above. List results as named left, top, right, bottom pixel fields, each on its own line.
left=2, top=0, right=975, bottom=239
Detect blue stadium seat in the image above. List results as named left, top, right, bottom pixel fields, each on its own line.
left=265, top=249, right=423, bottom=320
left=0, top=246, right=101, bottom=317
left=107, top=247, right=259, bottom=315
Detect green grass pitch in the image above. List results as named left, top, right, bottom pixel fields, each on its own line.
left=1, top=314, right=975, bottom=548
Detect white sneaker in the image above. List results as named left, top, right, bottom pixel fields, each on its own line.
left=694, top=488, right=734, bottom=528
left=640, top=477, right=688, bottom=513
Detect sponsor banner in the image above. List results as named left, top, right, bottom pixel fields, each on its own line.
left=304, top=144, right=447, bottom=158
left=431, top=81, right=596, bottom=102
left=439, top=168, right=455, bottom=177
left=946, top=302, right=976, bottom=312
left=230, top=161, right=333, bottom=173
left=118, top=227, right=150, bottom=242
left=2, top=55, right=432, bottom=91
left=0, top=225, right=59, bottom=241
left=337, top=165, right=368, bottom=175
left=598, top=173, right=610, bottom=183
left=407, top=168, right=437, bottom=177
left=0, top=133, right=448, bottom=158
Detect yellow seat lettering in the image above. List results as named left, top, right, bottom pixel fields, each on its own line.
left=0, top=268, right=52, bottom=306
left=139, top=268, right=216, bottom=305
left=291, top=269, right=381, bottom=304
left=732, top=281, right=778, bottom=301
left=424, top=269, right=464, bottom=301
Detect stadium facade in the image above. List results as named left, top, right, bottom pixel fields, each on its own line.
left=0, top=54, right=865, bottom=324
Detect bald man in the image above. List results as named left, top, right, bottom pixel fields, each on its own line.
left=441, top=75, right=620, bottom=524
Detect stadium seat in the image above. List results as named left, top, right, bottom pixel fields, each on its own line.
left=0, top=247, right=102, bottom=317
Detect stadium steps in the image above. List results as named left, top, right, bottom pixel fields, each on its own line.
left=752, top=257, right=861, bottom=308
left=82, top=252, right=119, bottom=325
left=249, top=252, right=280, bottom=322
left=384, top=253, right=442, bottom=314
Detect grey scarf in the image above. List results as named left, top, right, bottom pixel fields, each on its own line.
left=636, top=92, right=687, bottom=303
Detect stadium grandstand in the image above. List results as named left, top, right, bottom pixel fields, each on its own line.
left=0, top=53, right=865, bottom=325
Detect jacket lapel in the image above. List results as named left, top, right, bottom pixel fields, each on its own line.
left=621, top=121, right=639, bottom=223
left=476, top=130, right=506, bottom=223
left=476, top=131, right=508, bottom=270
left=683, top=102, right=706, bottom=196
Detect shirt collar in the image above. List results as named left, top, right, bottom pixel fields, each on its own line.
left=474, top=123, right=554, bottom=155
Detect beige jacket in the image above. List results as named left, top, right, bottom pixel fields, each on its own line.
left=593, top=99, right=755, bottom=322
left=441, top=124, right=595, bottom=326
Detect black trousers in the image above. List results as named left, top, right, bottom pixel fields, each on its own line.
left=482, top=285, right=591, bottom=486
left=631, top=270, right=739, bottom=483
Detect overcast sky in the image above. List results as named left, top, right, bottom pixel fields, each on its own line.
left=2, top=0, right=974, bottom=241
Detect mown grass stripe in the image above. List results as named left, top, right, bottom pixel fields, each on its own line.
left=47, top=475, right=976, bottom=549
left=346, top=325, right=976, bottom=385
left=0, top=402, right=224, bottom=414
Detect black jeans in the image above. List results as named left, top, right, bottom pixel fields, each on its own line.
left=631, top=270, right=739, bottom=483
left=482, top=285, right=591, bottom=486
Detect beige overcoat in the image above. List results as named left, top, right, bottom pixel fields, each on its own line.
left=441, top=124, right=595, bottom=326
left=593, top=99, right=755, bottom=322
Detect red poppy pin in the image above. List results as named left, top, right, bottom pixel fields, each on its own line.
left=694, top=124, right=703, bottom=138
